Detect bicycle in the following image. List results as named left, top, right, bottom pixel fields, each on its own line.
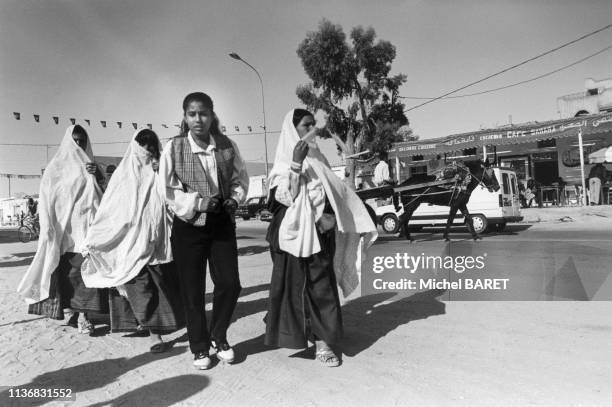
left=18, top=216, right=39, bottom=243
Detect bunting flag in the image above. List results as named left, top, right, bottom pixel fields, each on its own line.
left=8, top=113, right=261, bottom=136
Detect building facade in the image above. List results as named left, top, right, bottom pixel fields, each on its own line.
left=388, top=112, right=612, bottom=189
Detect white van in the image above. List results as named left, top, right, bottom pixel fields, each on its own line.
left=373, top=167, right=523, bottom=234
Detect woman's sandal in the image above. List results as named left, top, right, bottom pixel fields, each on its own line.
left=150, top=342, right=167, bottom=354
left=315, top=348, right=341, bottom=367
left=78, top=318, right=94, bottom=335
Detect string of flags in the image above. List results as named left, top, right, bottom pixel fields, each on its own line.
left=12, top=112, right=257, bottom=133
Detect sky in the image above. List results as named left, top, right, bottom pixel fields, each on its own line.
left=1, top=0, right=611, bottom=196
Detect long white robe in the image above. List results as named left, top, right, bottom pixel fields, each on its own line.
left=81, top=130, right=172, bottom=288
left=17, top=126, right=102, bottom=304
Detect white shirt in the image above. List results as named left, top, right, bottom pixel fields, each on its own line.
left=373, top=160, right=390, bottom=186
left=159, top=132, right=249, bottom=221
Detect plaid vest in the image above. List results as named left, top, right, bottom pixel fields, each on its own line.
left=171, top=134, right=236, bottom=226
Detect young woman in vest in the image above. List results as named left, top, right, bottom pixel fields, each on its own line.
left=159, top=92, right=249, bottom=369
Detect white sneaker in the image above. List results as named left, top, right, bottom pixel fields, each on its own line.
left=211, top=340, right=235, bottom=363
left=193, top=352, right=212, bottom=370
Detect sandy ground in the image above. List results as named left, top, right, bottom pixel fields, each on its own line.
left=0, top=211, right=611, bottom=406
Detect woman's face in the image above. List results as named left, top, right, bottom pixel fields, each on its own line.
left=144, top=141, right=160, bottom=160
left=295, top=115, right=315, bottom=139
left=184, top=101, right=213, bottom=138
left=72, top=131, right=88, bottom=151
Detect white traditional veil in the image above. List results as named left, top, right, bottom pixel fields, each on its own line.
left=81, top=129, right=172, bottom=288
left=268, top=110, right=378, bottom=297
left=17, top=125, right=102, bottom=303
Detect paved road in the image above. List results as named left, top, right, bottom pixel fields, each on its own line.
left=1, top=218, right=611, bottom=406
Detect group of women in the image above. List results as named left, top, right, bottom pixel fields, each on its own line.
left=17, top=92, right=377, bottom=369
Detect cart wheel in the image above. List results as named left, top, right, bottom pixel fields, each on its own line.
left=18, top=226, right=32, bottom=243
left=470, top=215, right=488, bottom=234
left=381, top=214, right=399, bottom=234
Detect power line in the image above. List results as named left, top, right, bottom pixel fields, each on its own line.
left=399, top=44, right=612, bottom=100
left=404, top=23, right=612, bottom=112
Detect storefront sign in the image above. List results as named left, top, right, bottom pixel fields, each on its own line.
left=389, top=113, right=612, bottom=158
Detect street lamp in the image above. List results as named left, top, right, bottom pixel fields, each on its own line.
left=229, top=52, right=269, bottom=181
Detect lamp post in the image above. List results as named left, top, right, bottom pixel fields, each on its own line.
left=229, top=52, right=269, bottom=181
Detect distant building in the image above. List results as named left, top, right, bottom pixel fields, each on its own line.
left=557, top=78, right=612, bottom=118
left=0, top=197, right=30, bottom=226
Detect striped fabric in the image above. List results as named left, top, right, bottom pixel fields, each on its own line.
left=171, top=135, right=236, bottom=226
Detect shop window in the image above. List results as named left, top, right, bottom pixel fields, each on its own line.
left=412, top=155, right=424, bottom=161
left=537, top=139, right=556, bottom=148
left=462, top=148, right=477, bottom=156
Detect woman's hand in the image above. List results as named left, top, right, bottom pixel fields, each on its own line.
left=292, top=140, right=309, bottom=164
left=85, top=163, right=97, bottom=174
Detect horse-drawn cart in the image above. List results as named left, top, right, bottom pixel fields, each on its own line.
left=355, top=178, right=461, bottom=224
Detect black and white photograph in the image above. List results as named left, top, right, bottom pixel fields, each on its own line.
left=1, top=1, right=611, bottom=406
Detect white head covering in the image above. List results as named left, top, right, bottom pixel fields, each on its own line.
left=268, top=110, right=378, bottom=297
left=80, top=129, right=172, bottom=288
left=17, top=125, right=102, bottom=303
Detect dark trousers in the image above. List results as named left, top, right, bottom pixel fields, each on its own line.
left=171, top=213, right=241, bottom=354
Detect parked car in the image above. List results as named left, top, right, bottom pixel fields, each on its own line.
left=236, top=196, right=267, bottom=220
left=259, top=209, right=273, bottom=222
left=372, top=167, right=523, bottom=234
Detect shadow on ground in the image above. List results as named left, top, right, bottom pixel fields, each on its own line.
left=87, top=375, right=209, bottom=407
left=341, top=289, right=446, bottom=357
left=237, top=245, right=269, bottom=256
left=0, top=346, right=191, bottom=407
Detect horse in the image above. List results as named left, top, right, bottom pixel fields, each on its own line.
left=393, top=159, right=500, bottom=242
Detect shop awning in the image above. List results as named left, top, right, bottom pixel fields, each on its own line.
left=389, top=112, right=612, bottom=158
left=588, top=146, right=612, bottom=163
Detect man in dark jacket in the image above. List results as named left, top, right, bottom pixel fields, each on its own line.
left=588, top=163, right=607, bottom=205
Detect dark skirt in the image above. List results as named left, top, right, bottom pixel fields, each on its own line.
left=109, top=262, right=185, bottom=335
left=28, top=252, right=109, bottom=320
left=264, top=188, right=343, bottom=349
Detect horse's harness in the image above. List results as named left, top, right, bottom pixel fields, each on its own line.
left=399, top=163, right=490, bottom=207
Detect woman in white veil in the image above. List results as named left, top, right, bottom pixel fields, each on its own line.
left=81, top=129, right=184, bottom=352
left=264, top=109, right=377, bottom=367
left=18, top=124, right=106, bottom=334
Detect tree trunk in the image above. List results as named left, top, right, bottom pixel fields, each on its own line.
left=344, top=127, right=357, bottom=190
